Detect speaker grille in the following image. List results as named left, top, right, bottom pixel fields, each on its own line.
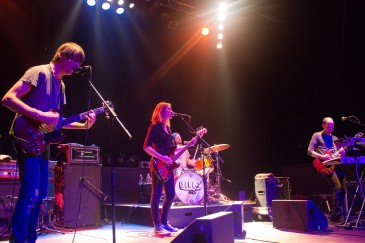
left=54, top=163, right=101, bottom=227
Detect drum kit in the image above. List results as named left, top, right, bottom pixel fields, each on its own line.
left=174, top=144, right=231, bottom=205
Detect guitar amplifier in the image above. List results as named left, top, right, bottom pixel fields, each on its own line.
left=58, top=144, right=100, bottom=163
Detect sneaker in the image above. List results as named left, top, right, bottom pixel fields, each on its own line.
left=154, top=223, right=171, bottom=236
left=163, top=222, right=179, bottom=232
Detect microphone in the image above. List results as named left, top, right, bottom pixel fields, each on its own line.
left=341, top=116, right=354, bottom=121
left=173, top=112, right=191, bottom=118
left=73, top=65, right=91, bottom=73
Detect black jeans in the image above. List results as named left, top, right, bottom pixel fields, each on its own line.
left=150, top=172, right=175, bottom=226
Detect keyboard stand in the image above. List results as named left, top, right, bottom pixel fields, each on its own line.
left=339, top=162, right=365, bottom=228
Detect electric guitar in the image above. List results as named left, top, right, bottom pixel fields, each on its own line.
left=153, top=128, right=207, bottom=182
left=312, top=147, right=346, bottom=175
left=13, top=102, right=112, bottom=156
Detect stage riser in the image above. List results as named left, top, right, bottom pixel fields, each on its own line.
left=107, top=201, right=251, bottom=237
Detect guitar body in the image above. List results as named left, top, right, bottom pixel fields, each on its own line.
left=152, top=128, right=207, bottom=182
left=13, top=102, right=110, bottom=156
left=14, top=115, right=65, bottom=156
left=313, top=158, right=334, bottom=175
left=153, top=152, right=180, bottom=182
left=312, top=148, right=345, bottom=175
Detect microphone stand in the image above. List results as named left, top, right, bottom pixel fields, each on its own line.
left=346, top=116, right=365, bottom=128
left=79, top=68, right=132, bottom=243
left=174, top=115, right=223, bottom=215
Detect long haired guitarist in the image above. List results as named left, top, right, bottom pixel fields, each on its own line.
left=307, top=117, right=346, bottom=223
left=1, top=42, right=97, bottom=243
left=143, top=102, right=207, bottom=236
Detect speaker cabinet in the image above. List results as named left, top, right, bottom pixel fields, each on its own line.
left=171, top=212, right=234, bottom=243
left=54, top=163, right=101, bottom=228
left=255, top=174, right=291, bottom=207
left=272, top=200, right=328, bottom=231
left=255, top=173, right=278, bottom=207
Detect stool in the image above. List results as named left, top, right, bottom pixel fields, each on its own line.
left=313, top=194, right=331, bottom=213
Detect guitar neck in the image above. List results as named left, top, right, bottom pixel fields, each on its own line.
left=172, top=135, right=198, bottom=162
left=58, top=107, right=104, bottom=127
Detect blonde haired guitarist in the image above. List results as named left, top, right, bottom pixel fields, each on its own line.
left=2, top=42, right=96, bottom=243
left=307, top=117, right=346, bottom=223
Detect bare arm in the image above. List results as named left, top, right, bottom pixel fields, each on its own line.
left=1, top=81, right=59, bottom=126
left=62, top=110, right=97, bottom=130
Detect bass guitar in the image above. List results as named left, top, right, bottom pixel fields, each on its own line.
left=312, top=147, right=346, bottom=175
left=13, top=102, right=112, bottom=156
left=153, top=128, right=207, bottom=182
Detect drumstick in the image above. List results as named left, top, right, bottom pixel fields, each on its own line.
left=193, top=145, right=199, bottom=160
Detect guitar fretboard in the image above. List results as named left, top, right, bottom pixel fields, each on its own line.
left=58, top=107, right=105, bottom=128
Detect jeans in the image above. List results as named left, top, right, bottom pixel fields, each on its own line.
left=325, top=168, right=346, bottom=220
left=10, top=148, right=49, bottom=243
left=150, top=172, right=175, bottom=226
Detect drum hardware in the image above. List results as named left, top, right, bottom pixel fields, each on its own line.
left=204, top=144, right=231, bottom=203
left=173, top=116, right=231, bottom=214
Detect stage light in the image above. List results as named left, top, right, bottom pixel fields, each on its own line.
left=217, top=2, right=227, bottom=20
left=87, top=0, right=96, bottom=6
left=217, top=2, right=228, bottom=14
left=102, top=2, right=111, bottom=10
left=217, top=42, right=223, bottom=49
left=201, top=27, right=209, bottom=36
left=116, top=7, right=125, bottom=14
left=85, top=0, right=136, bottom=14
left=217, top=33, right=223, bottom=40
left=218, top=24, right=224, bottom=31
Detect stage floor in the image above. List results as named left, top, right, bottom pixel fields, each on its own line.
left=1, top=221, right=365, bottom=243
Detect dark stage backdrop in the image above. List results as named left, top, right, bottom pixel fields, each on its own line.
left=1, top=0, right=365, bottom=200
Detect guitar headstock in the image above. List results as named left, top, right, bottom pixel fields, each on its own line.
left=103, top=100, right=114, bottom=109
left=196, top=127, right=207, bottom=137
left=103, top=101, right=114, bottom=118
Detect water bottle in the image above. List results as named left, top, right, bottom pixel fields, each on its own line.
left=138, top=174, right=143, bottom=185
left=145, top=173, right=151, bottom=184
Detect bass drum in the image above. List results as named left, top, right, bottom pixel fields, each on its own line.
left=175, top=171, right=204, bottom=205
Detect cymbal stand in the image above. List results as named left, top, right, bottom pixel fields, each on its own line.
left=213, top=151, right=222, bottom=200
left=211, top=151, right=231, bottom=202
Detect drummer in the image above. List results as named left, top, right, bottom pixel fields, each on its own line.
left=172, top=132, right=196, bottom=180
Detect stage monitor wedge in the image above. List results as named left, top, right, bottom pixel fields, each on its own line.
left=272, top=200, right=328, bottom=231
left=171, top=211, right=234, bottom=243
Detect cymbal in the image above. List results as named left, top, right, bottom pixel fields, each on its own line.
left=204, top=144, right=230, bottom=154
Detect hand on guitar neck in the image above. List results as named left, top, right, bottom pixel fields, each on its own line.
left=312, top=147, right=346, bottom=175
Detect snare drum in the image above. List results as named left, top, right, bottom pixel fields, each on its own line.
left=175, top=170, right=203, bottom=205
left=194, top=156, right=214, bottom=175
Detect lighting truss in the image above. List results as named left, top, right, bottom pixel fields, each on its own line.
left=159, top=0, right=201, bottom=15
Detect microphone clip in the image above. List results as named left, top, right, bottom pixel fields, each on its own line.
left=73, top=66, right=91, bottom=74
